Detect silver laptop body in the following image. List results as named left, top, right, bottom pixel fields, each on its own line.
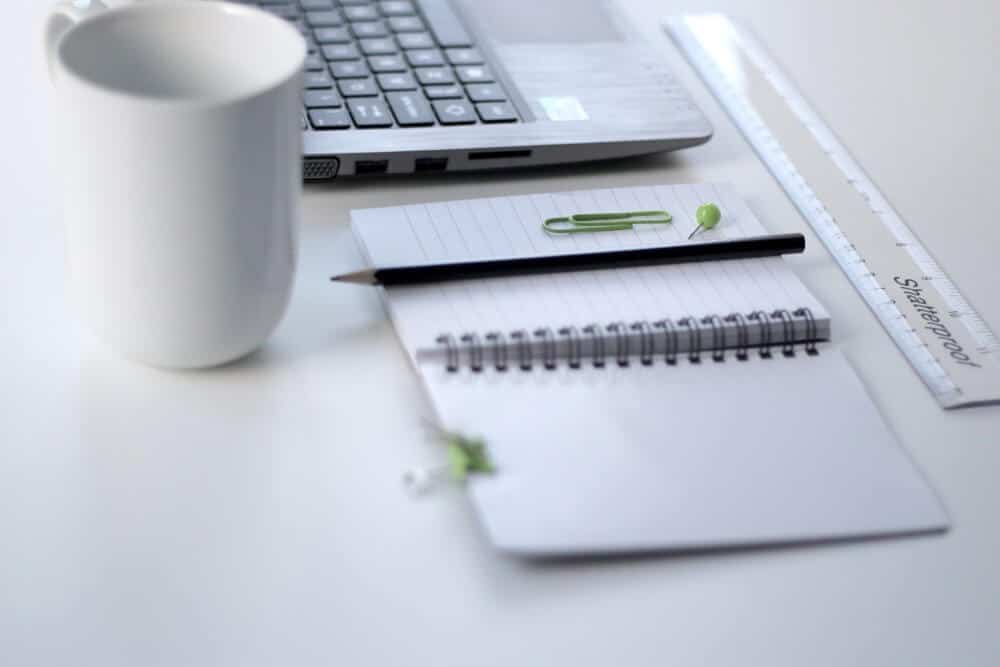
left=249, top=0, right=713, bottom=178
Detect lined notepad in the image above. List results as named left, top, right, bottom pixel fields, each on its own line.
left=353, top=183, right=830, bottom=364
left=350, top=184, right=948, bottom=556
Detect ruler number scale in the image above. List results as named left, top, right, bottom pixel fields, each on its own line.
left=667, top=14, right=1000, bottom=408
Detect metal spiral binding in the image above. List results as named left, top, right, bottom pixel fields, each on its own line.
left=794, top=307, right=819, bottom=355
left=702, top=314, right=727, bottom=362
left=724, top=312, right=750, bottom=360
left=654, top=318, right=680, bottom=365
left=748, top=310, right=773, bottom=358
left=485, top=331, right=508, bottom=371
left=583, top=324, right=606, bottom=368
left=631, top=321, right=655, bottom=365
left=435, top=334, right=460, bottom=372
left=434, top=308, right=821, bottom=372
left=558, top=326, right=583, bottom=369
left=771, top=309, right=796, bottom=357
left=608, top=321, right=630, bottom=367
left=533, top=328, right=558, bottom=370
left=510, top=330, right=533, bottom=371
left=460, top=333, right=484, bottom=372
left=678, top=317, right=703, bottom=363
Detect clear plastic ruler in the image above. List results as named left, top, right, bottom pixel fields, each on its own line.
left=666, top=14, right=1000, bottom=408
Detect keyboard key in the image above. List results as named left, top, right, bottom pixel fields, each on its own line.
left=455, top=65, right=493, bottom=83
left=351, top=21, right=389, bottom=38
left=300, top=0, right=334, bottom=10
left=301, top=111, right=308, bottom=130
left=322, top=43, right=361, bottom=60
left=304, top=90, right=343, bottom=108
left=304, top=53, right=325, bottom=71
left=359, top=38, right=398, bottom=55
left=304, top=71, right=334, bottom=88
left=388, top=16, right=424, bottom=32
left=379, top=1, right=416, bottom=16
left=405, top=49, right=443, bottom=67
left=368, top=55, right=407, bottom=72
left=262, top=4, right=298, bottom=20
left=377, top=72, right=417, bottom=91
left=476, top=101, right=517, bottom=123
left=338, top=77, right=379, bottom=97
left=306, top=10, right=342, bottom=27
left=445, top=48, right=483, bottom=65
left=314, top=27, right=351, bottom=43
left=396, top=32, right=434, bottom=50
left=343, top=5, right=378, bottom=21
left=417, top=0, right=472, bottom=47
left=432, top=99, right=476, bottom=124
left=423, top=84, right=464, bottom=99
left=465, top=83, right=506, bottom=102
left=309, top=108, right=351, bottom=129
left=330, top=60, right=369, bottom=78
left=386, top=91, right=435, bottom=126
left=415, top=67, right=454, bottom=85
left=250, top=0, right=500, bottom=132
left=348, top=99, right=394, bottom=127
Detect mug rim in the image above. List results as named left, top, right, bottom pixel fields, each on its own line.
left=55, top=1, right=306, bottom=108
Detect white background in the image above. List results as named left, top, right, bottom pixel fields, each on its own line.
left=3, top=1, right=999, bottom=665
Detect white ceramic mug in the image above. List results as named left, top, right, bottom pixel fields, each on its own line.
left=45, top=0, right=306, bottom=369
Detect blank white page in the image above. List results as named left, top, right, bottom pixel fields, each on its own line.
left=351, top=184, right=827, bottom=359
left=421, top=346, right=948, bottom=555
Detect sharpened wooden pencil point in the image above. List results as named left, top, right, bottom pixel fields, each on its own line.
left=330, top=268, right=378, bottom=285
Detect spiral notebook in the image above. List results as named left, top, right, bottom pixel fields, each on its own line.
left=351, top=184, right=948, bottom=556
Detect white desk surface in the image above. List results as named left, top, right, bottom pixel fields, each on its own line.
left=4, top=1, right=1000, bottom=665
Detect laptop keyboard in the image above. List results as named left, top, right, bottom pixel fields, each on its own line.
left=236, top=0, right=521, bottom=131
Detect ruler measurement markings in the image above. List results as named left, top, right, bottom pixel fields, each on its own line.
left=733, top=19, right=1000, bottom=355
left=667, top=14, right=1000, bottom=408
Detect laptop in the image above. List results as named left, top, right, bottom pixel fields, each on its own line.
left=242, top=0, right=713, bottom=179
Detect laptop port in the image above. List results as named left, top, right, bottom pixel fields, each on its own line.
left=303, top=157, right=340, bottom=181
left=414, top=157, right=449, bottom=173
left=468, top=150, right=532, bottom=160
left=354, top=160, right=389, bottom=175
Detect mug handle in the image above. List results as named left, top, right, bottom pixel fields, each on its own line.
left=44, top=0, right=135, bottom=79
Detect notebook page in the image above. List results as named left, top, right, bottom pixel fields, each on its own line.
left=350, top=184, right=828, bottom=360
left=349, top=185, right=947, bottom=556
left=421, top=345, right=948, bottom=555
left=354, top=183, right=767, bottom=264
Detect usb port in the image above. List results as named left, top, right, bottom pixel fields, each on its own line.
left=414, top=157, right=449, bottom=173
left=354, top=160, right=389, bottom=175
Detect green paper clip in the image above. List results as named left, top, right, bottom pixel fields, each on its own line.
left=542, top=210, right=673, bottom=235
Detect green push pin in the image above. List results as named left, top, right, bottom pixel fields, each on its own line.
left=403, top=423, right=497, bottom=495
left=688, top=203, right=722, bottom=239
left=445, top=434, right=495, bottom=482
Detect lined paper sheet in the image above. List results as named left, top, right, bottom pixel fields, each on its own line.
left=354, top=183, right=769, bottom=264
left=348, top=184, right=948, bottom=556
left=351, top=184, right=828, bottom=360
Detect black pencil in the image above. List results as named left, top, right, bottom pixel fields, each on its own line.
left=331, top=233, right=806, bottom=286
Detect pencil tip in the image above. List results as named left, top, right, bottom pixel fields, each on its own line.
left=330, top=268, right=376, bottom=285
